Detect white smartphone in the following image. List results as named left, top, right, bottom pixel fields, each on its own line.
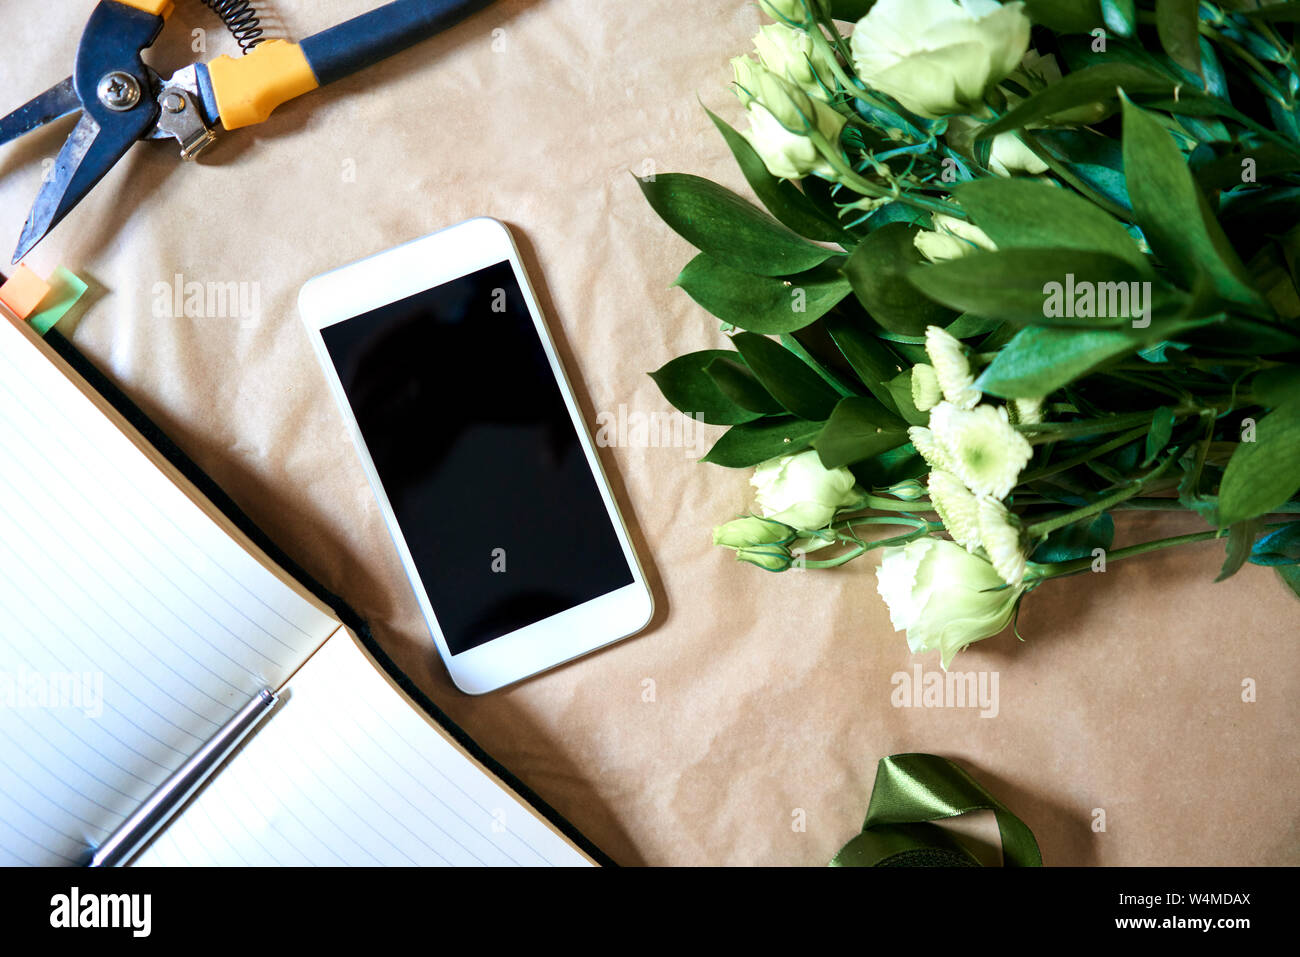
left=299, top=218, right=653, bottom=694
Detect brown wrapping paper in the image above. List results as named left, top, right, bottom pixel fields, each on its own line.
left=2, top=0, right=1295, bottom=865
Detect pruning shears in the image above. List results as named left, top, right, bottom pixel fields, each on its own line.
left=0, top=0, right=495, bottom=264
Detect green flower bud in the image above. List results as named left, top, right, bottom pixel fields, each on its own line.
left=736, top=543, right=795, bottom=572
left=877, top=478, right=928, bottom=502
left=713, top=515, right=796, bottom=549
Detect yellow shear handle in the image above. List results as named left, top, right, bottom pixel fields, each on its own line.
left=114, top=0, right=175, bottom=16
left=206, top=40, right=321, bottom=131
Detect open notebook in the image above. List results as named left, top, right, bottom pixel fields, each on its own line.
left=0, top=311, right=601, bottom=867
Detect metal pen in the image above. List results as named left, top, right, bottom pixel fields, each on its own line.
left=88, top=687, right=279, bottom=867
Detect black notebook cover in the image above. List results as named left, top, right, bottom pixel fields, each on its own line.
left=43, top=328, right=615, bottom=868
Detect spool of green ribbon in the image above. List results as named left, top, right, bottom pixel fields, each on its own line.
left=830, top=753, right=1042, bottom=867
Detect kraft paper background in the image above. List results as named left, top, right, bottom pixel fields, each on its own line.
left=3, top=0, right=1295, bottom=866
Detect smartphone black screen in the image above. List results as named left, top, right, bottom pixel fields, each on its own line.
left=321, top=260, right=633, bottom=655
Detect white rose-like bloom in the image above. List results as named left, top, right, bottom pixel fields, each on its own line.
left=945, top=115, right=1048, bottom=176
left=913, top=212, right=997, bottom=264
left=928, top=402, right=1033, bottom=499
left=752, top=23, right=837, bottom=99
left=751, top=449, right=861, bottom=531
left=926, top=469, right=982, bottom=551
left=977, top=495, right=1026, bottom=585
left=876, top=537, right=1023, bottom=669
left=924, top=325, right=981, bottom=410
left=849, top=0, right=1031, bottom=118
left=910, top=362, right=943, bottom=412
left=739, top=69, right=848, bottom=180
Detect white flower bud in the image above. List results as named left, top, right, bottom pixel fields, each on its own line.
left=977, top=495, right=1027, bottom=586
left=926, top=469, right=982, bottom=551
left=740, top=70, right=848, bottom=180
left=751, top=449, right=860, bottom=530
left=924, top=325, right=981, bottom=411
left=910, top=362, right=943, bottom=412
left=914, top=212, right=997, bottom=264
left=752, top=23, right=837, bottom=100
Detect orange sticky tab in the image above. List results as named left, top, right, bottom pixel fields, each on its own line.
left=0, top=266, right=52, bottom=319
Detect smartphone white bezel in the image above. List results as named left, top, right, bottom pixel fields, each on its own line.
left=299, top=218, right=652, bottom=694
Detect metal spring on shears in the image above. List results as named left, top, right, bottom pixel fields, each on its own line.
left=201, top=0, right=265, bottom=54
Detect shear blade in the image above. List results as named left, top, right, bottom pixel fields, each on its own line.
left=0, top=77, right=80, bottom=149
left=12, top=111, right=146, bottom=264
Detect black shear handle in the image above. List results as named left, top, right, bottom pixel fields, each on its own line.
left=300, top=0, right=497, bottom=87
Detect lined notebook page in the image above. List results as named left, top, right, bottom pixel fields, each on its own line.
left=134, top=630, right=594, bottom=867
left=0, top=315, right=341, bottom=866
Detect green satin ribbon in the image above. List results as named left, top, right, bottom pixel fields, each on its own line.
left=830, top=753, right=1042, bottom=867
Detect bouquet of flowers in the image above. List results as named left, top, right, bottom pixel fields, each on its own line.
left=640, top=0, right=1300, bottom=667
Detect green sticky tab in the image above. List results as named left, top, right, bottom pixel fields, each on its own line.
left=28, top=266, right=88, bottom=336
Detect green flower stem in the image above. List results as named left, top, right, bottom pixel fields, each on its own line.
left=1018, top=425, right=1152, bottom=484
left=1017, top=407, right=1194, bottom=445
left=1025, top=454, right=1177, bottom=540
left=805, top=129, right=965, bottom=218
left=1029, top=528, right=1223, bottom=581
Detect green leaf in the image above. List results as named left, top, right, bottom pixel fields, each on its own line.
left=704, top=107, right=853, bottom=245
left=649, top=351, right=762, bottom=425
left=813, top=396, right=909, bottom=468
left=1240, top=2, right=1300, bottom=23
left=886, top=369, right=930, bottom=426
left=1216, top=518, right=1263, bottom=582
left=1024, top=0, right=1102, bottom=32
left=637, top=173, right=835, bottom=277
left=701, top=415, right=823, bottom=467
left=980, top=64, right=1174, bottom=139
left=1217, top=402, right=1300, bottom=525
left=1120, top=97, right=1266, bottom=312
left=1143, top=406, right=1177, bottom=465
left=1250, top=367, right=1300, bottom=408
left=675, top=254, right=850, bottom=334
left=779, top=332, right=856, bottom=396
left=705, top=356, right=784, bottom=415
left=953, top=179, right=1148, bottom=271
left=1030, top=512, right=1115, bottom=563
left=828, top=0, right=875, bottom=19
left=1155, top=0, right=1201, bottom=76
left=907, top=248, right=1151, bottom=325
left=823, top=313, right=906, bottom=411
left=1100, top=0, right=1136, bottom=36
left=1276, top=564, right=1300, bottom=599
left=732, top=331, right=842, bottom=421
left=1248, top=521, right=1300, bottom=566
left=976, top=320, right=1201, bottom=398
left=842, top=222, right=958, bottom=335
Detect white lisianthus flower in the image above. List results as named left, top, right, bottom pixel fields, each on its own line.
left=752, top=23, right=837, bottom=100
left=751, top=449, right=861, bottom=530
left=849, top=0, right=1031, bottom=118
left=977, top=495, right=1026, bottom=586
left=928, top=402, right=1033, bottom=499
left=907, top=425, right=951, bottom=472
left=732, top=54, right=762, bottom=108
left=910, top=362, right=943, bottom=411
left=738, top=68, right=848, bottom=180
left=913, top=212, right=997, bottom=264
left=926, top=469, right=982, bottom=551
left=945, top=115, right=1048, bottom=176
left=876, top=537, right=1023, bottom=669
left=924, top=325, right=981, bottom=410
